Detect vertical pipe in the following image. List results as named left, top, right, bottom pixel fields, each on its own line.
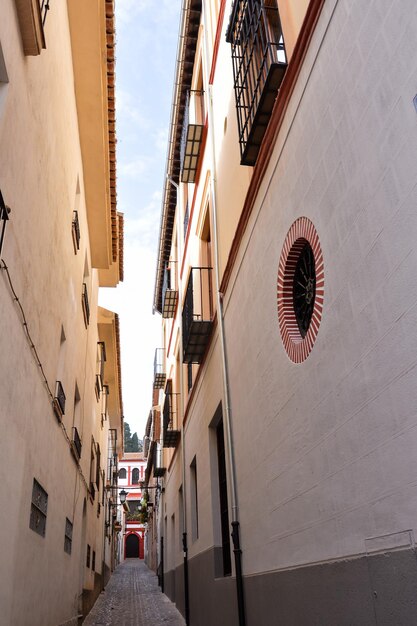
left=160, top=535, right=165, bottom=593
left=201, top=2, right=247, bottom=625
left=167, top=174, right=190, bottom=625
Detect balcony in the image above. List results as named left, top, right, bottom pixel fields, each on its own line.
left=52, top=380, right=66, bottom=422
left=82, top=283, right=90, bottom=327
left=71, top=427, right=82, bottom=461
left=72, top=210, right=80, bottom=253
left=154, top=446, right=166, bottom=478
left=153, top=348, right=166, bottom=389
left=14, top=0, right=49, bottom=56
left=226, top=0, right=287, bottom=166
left=182, top=267, right=213, bottom=363
left=95, top=341, right=106, bottom=399
left=163, top=380, right=180, bottom=448
left=162, top=264, right=178, bottom=318
left=180, top=90, right=204, bottom=183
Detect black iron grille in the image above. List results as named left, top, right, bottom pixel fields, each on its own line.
left=182, top=267, right=213, bottom=363
left=180, top=91, right=204, bottom=183
left=72, top=427, right=82, bottom=460
left=163, top=381, right=180, bottom=447
left=154, top=348, right=166, bottom=389
left=82, top=283, right=90, bottom=327
left=227, top=0, right=287, bottom=165
left=293, top=242, right=316, bottom=338
left=162, top=264, right=178, bottom=318
left=53, top=380, right=66, bottom=420
left=72, top=210, right=80, bottom=251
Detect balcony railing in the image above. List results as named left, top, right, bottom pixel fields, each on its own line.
left=72, top=210, right=80, bottom=252
left=95, top=341, right=106, bottom=399
left=161, top=263, right=178, bottom=318
left=154, top=445, right=166, bottom=478
left=82, top=283, right=90, bottom=327
left=227, top=0, right=287, bottom=165
left=14, top=0, right=49, bottom=56
left=153, top=348, right=166, bottom=389
left=71, top=427, right=82, bottom=460
left=53, top=380, right=66, bottom=421
left=182, top=267, right=213, bottom=363
left=163, top=380, right=180, bottom=448
left=180, top=90, right=204, bottom=183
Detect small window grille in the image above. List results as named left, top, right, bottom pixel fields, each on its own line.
left=64, top=518, right=73, bottom=554
left=72, top=210, right=80, bottom=252
left=29, top=479, right=48, bottom=537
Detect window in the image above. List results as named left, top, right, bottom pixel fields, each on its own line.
left=92, top=550, right=96, bottom=572
left=0, top=41, right=8, bottom=116
left=226, top=0, right=287, bottom=165
left=132, top=468, right=139, bottom=484
left=86, top=544, right=91, bottom=568
left=277, top=218, right=324, bottom=363
left=29, top=479, right=48, bottom=537
left=72, top=178, right=81, bottom=253
left=190, top=456, right=199, bottom=542
left=118, top=468, right=127, bottom=479
left=64, top=518, right=73, bottom=554
left=95, top=342, right=106, bottom=400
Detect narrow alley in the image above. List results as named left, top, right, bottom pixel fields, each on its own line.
left=83, top=560, right=185, bottom=626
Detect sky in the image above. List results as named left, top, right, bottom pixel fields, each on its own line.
left=99, top=0, right=182, bottom=439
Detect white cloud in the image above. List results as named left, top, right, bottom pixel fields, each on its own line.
left=118, top=156, right=151, bottom=178
left=116, top=88, right=149, bottom=129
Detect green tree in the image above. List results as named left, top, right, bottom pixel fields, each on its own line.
left=124, top=421, right=142, bottom=452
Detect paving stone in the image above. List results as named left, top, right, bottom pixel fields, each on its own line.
left=83, top=559, right=185, bottom=626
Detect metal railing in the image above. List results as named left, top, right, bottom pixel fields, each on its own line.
left=162, top=380, right=179, bottom=436
left=72, top=427, right=82, bottom=460
left=40, top=0, right=50, bottom=27
left=54, top=380, right=66, bottom=416
left=182, top=267, right=213, bottom=362
left=72, top=210, right=80, bottom=251
left=82, top=283, right=90, bottom=326
left=153, top=348, right=166, bottom=389
left=180, top=90, right=205, bottom=183
left=227, top=0, right=287, bottom=165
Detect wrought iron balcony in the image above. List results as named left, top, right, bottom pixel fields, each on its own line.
left=163, top=380, right=180, bottom=448
left=180, top=90, right=204, bottom=183
left=154, top=446, right=166, bottom=478
left=14, top=0, right=50, bottom=56
left=82, top=283, right=90, bottom=327
left=227, top=0, right=287, bottom=165
left=182, top=267, right=213, bottom=363
left=153, top=348, right=166, bottom=389
left=53, top=380, right=66, bottom=421
left=71, top=427, right=82, bottom=460
left=162, top=264, right=178, bottom=318
left=72, top=210, right=80, bottom=252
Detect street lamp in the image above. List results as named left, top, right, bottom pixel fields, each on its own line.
left=119, top=489, right=127, bottom=504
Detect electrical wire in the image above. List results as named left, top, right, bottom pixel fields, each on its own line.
left=0, top=258, right=90, bottom=494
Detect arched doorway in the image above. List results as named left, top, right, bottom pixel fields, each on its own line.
left=125, top=533, right=139, bottom=558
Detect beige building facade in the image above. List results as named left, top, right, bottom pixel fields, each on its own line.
left=0, top=2, right=123, bottom=625
left=148, top=0, right=417, bottom=624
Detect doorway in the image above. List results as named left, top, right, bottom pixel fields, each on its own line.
left=125, top=533, right=139, bottom=558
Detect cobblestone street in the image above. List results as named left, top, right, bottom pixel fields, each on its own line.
left=83, top=560, right=186, bottom=626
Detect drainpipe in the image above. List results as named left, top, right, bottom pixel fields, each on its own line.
left=167, top=175, right=190, bottom=626
left=200, top=3, right=246, bottom=625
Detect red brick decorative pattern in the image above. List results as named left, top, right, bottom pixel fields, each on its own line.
left=277, top=218, right=324, bottom=362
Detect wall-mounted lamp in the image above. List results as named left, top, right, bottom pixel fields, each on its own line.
left=0, top=190, right=10, bottom=256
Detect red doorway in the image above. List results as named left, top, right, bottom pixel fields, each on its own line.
left=125, top=532, right=144, bottom=559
